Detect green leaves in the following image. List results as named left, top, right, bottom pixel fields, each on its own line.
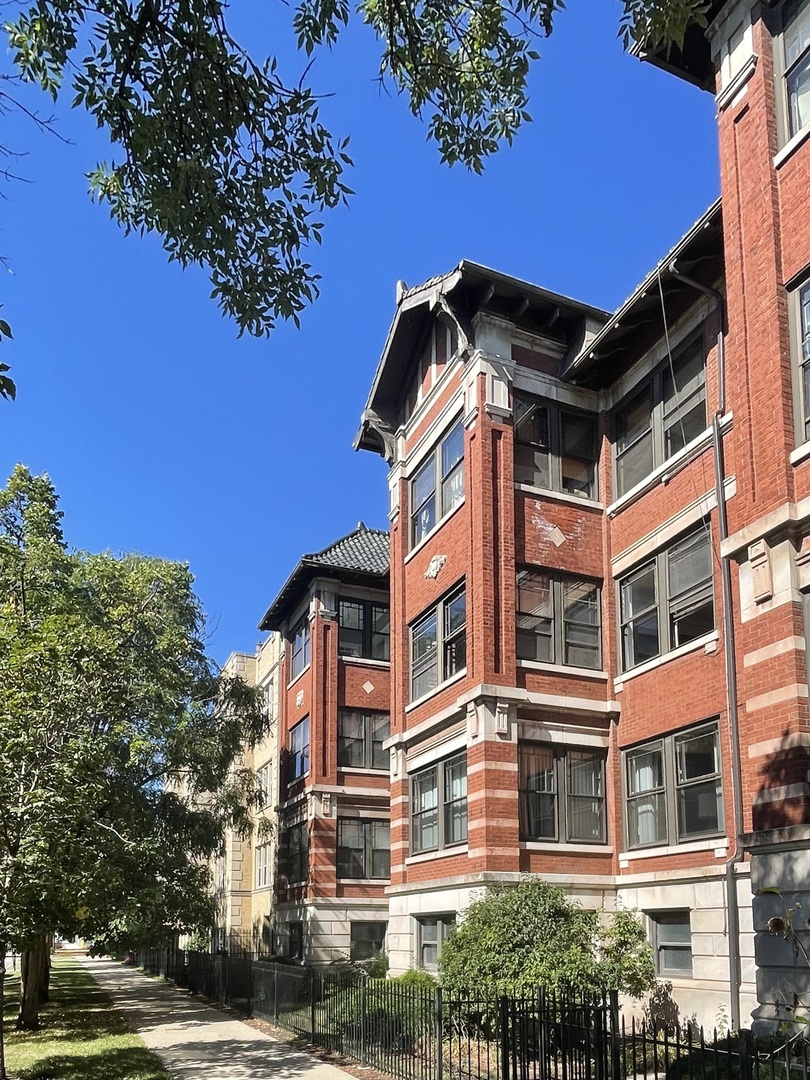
left=0, top=315, right=15, bottom=403
left=618, top=0, right=709, bottom=51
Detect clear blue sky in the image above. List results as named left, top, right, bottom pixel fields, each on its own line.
left=0, top=2, right=719, bottom=664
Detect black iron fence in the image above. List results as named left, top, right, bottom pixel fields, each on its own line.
left=135, top=944, right=810, bottom=1080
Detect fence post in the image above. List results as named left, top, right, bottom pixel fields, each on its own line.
left=273, top=964, right=278, bottom=1025
left=247, top=951, right=253, bottom=1018
left=499, top=995, right=510, bottom=1080
left=739, top=1028, right=753, bottom=1080
left=609, top=991, right=622, bottom=1080
left=310, top=969, right=317, bottom=1039
left=359, top=976, right=367, bottom=1067
left=435, top=986, right=444, bottom=1080
left=538, top=989, right=549, bottom=1080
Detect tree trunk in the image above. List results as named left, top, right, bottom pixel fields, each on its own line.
left=17, top=935, right=47, bottom=1031
left=39, top=941, right=50, bottom=1005
left=0, top=942, right=9, bottom=1080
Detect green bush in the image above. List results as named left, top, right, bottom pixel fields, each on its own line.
left=439, top=878, right=655, bottom=999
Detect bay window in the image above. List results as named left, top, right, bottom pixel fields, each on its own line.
left=519, top=744, right=607, bottom=843
left=411, top=421, right=465, bottom=546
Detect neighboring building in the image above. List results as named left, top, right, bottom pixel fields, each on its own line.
left=258, top=525, right=391, bottom=964
left=215, top=635, right=282, bottom=949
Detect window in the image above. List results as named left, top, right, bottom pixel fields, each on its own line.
left=781, top=0, right=810, bottom=138
left=650, top=912, right=693, bottom=977
left=338, top=820, right=390, bottom=879
left=410, top=421, right=465, bottom=546
left=625, top=723, right=723, bottom=849
left=351, top=922, right=387, bottom=961
left=338, top=598, right=390, bottom=661
left=288, top=921, right=304, bottom=961
left=257, top=762, right=273, bottom=806
left=519, top=744, right=607, bottom=843
left=795, top=279, right=810, bottom=442
left=513, top=393, right=598, bottom=500
left=411, top=583, right=466, bottom=701
left=290, top=615, right=311, bottom=679
left=619, top=525, right=714, bottom=671
left=338, top=710, right=390, bottom=770
left=615, top=331, right=707, bottom=497
left=286, top=820, right=308, bottom=883
left=417, top=915, right=455, bottom=971
left=411, top=753, right=467, bottom=854
left=288, top=717, right=310, bottom=783
left=516, top=570, right=602, bottom=669
left=255, top=843, right=271, bottom=888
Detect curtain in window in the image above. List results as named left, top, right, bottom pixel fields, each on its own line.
left=566, top=751, right=604, bottom=841
left=627, top=748, right=666, bottom=847
left=520, top=745, right=556, bottom=838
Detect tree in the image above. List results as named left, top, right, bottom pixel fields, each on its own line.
left=438, top=878, right=656, bottom=998
left=0, top=464, right=266, bottom=1058
left=1, top=0, right=710, bottom=352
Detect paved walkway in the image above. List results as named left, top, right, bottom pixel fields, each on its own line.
left=79, top=956, right=358, bottom=1080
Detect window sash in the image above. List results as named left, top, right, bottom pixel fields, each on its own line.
left=338, top=710, right=390, bottom=770
left=514, top=394, right=597, bottom=499
left=651, top=913, right=693, bottom=976
left=287, top=822, right=308, bottom=883
left=410, top=421, right=465, bottom=547
left=418, top=916, right=455, bottom=971
left=351, top=922, right=387, bottom=960
left=289, top=717, right=310, bottom=782
left=290, top=617, right=311, bottom=679
left=338, top=819, right=390, bottom=879
left=338, top=598, right=390, bottom=661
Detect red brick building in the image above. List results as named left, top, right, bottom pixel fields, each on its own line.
left=258, top=525, right=391, bottom=964
left=356, top=0, right=810, bottom=1006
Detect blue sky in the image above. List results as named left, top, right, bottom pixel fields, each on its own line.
left=0, top=2, right=719, bottom=664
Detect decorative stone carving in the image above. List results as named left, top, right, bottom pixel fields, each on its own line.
left=425, top=554, right=447, bottom=580
left=363, top=680, right=374, bottom=695
left=296, top=689, right=304, bottom=709
left=750, top=539, right=773, bottom=603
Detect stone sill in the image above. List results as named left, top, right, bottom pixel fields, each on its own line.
left=618, top=836, right=729, bottom=868
left=405, top=845, right=468, bottom=865
left=613, top=631, right=718, bottom=690
left=514, top=483, right=604, bottom=511
left=517, top=660, right=608, bottom=681
left=774, top=121, right=810, bottom=170
left=405, top=668, right=467, bottom=713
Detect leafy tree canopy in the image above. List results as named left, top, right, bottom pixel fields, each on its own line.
left=2, top=0, right=710, bottom=349
left=0, top=464, right=267, bottom=1028
left=438, top=878, right=656, bottom=998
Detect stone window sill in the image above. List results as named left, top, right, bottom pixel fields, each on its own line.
left=774, top=121, right=810, bottom=170
left=613, top=630, right=718, bottom=690
left=517, top=660, right=608, bottom=681
left=405, top=668, right=467, bottom=713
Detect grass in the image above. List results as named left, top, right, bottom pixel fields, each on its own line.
left=1, top=954, right=173, bottom=1080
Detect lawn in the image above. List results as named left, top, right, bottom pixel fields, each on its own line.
left=1, top=954, right=173, bottom=1079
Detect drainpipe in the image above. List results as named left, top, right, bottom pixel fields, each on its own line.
left=669, top=261, right=744, bottom=1032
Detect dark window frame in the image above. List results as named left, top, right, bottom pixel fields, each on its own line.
left=351, top=921, right=388, bottom=961
left=416, top=915, right=456, bottom=971
left=286, top=820, right=309, bottom=884
left=623, top=721, right=724, bottom=851
left=410, top=752, right=467, bottom=855
left=516, top=568, right=602, bottom=670
left=288, top=716, right=310, bottom=784
left=410, top=419, right=465, bottom=547
left=519, top=743, right=608, bottom=844
left=614, top=328, right=708, bottom=498
left=513, top=392, right=599, bottom=501
left=790, top=271, right=810, bottom=444
left=338, top=709, right=390, bottom=771
left=290, top=615, right=311, bottom=680
left=410, top=582, right=467, bottom=702
left=618, top=524, right=715, bottom=672
left=288, top=921, right=304, bottom=960
left=338, top=597, right=391, bottom=661
left=337, top=818, right=391, bottom=880
left=649, top=911, right=693, bottom=978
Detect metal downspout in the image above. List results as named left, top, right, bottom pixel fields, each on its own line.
left=669, top=261, right=745, bottom=1031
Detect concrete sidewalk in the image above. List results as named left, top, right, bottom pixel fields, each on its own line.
left=79, top=955, right=358, bottom=1080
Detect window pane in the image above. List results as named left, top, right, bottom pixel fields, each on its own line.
left=338, top=821, right=365, bottom=878
left=657, top=914, right=692, bottom=945
left=442, top=423, right=464, bottom=477
left=444, top=589, right=466, bottom=676
left=623, top=609, right=659, bottom=668
left=618, top=387, right=653, bottom=449
left=517, top=613, right=553, bottom=661
left=414, top=810, right=438, bottom=852
left=445, top=590, right=466, bottom=635
left=677, top=779, right=723, bottom=838
left=445, top=799, right=468, bottom=844
left=414, top=769, right=438, bottom=812
left=371, top=822, right=391, bottom=878
left=372, top=604, right=391, bottom=661
left=788, top=50, right=810, bottom=135
left=622, top=563, right=656, bottom=617
left=617, top=433, right=654, bottom=494
left=422, top=943, right=438, bottom=968
left=442, top=462, right=465, bottom=515
left=445, top=756, right=467, bottom=802
left=371, top=713, right=390, bottom=770
left=412, top=612, right=438, bottom=698
left=523, top=792, right=557, bottom=838
left=668, top=528, right=714, bottom=647
left=561, top=413, right=597, bottom=499
left=520, top=745, right=556, bottom=839
left=627, top=792, right=668, bottom=847
left=675, top=729, right=719, bottom=783
left=515, top=396, right=549, bottom=448
left=515, top=444, right=550, bottom=488
left=412, top=457, right=436, bottom=544
left=627, top=748, right=664, bottom=795
left=338, top=710, right=365, bottom=767
left=563, top=580, right=601, bottom=669
left=660, top=946, right=693, bottom=973
left=567, top=751, right=605, bottom=842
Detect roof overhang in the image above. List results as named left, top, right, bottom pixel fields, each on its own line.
left=258, top=561, right=388, bottom=632
left=632, top=1, right=729, bottom=90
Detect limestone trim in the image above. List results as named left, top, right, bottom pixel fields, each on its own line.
left=748, top=731, right=810, bottom=758
left=514, top=484, right=604, bottom=511
left=753, top=783, right=810, bottom=805
left=618, top=837, right=730, bottom=868
left=744, top=683, right=809, bottom=713
left=716, top=52, right=758, bottom=110
left=613, top=631, right=719, bottom=689
left=774, top=119, right=810, bottom=169
left=521, top=842, right=613, bottom=854
left=404, top=845, right=468, bottom=866
left=517, top=659, right=609, bottom=680
left=721, top=495, right=810, bottom=558
left=743, top=636, right=805, bottom=667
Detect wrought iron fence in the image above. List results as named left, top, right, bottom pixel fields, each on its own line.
left=135, top=943, right=810, bottom=1080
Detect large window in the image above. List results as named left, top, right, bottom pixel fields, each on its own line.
left=417, top=915, right=455, bottom=970
left=519, top=744, right=607, bottom=843
left=619, top=525, right=714, bottom=671
left=338, top=710, right=390, bottom=770
left=411, top=753, right=467, bottom=854
left=782, top=0, right=810, bottom=138
left=286, top=820, right=308, bottom=883
left=337, top=819, right=390, bottom=879
left=615, top=331, right=707, bottom=497
left=290, top=615, right=311, bottom=679
left=649, top=912, right=693, bottom=977
left=625, top=723, right=723, bottom=849
left=795, top=279, right=810, bottom=442
left=257, top=761, right=273, bottom=805
left=351, top=922, right=387, bottom=961
left=516, top=570, right=601, bottom=669
left=288, top=717, right=310, bottom=783
left=410, top=421, right=465, bottom=546
left=339, top=598, right=390, bottom=661
left=514, top=394, right=598, bottom=500
left=255, top=843, right=271, bottom=888
left=411, top=583, right=466, bottom=701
